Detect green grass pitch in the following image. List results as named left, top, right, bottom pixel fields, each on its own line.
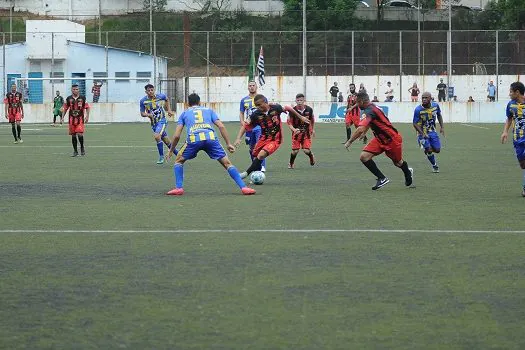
left=1, top=122, right=524, bottom=349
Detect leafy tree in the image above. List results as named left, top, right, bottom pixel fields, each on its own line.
left=143, top=0, right=168, bottom=12
left=281, top=0, right=358, bottom=30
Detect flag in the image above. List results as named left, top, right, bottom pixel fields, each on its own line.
left=248, top=45, right=256, bottom=82
left=256, top=46, right=265, bottom=87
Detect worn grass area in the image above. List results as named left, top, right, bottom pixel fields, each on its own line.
left=0, top=122, right=524, bottom=349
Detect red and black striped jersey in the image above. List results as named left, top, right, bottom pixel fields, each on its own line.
left=4, top=92, right=23, bottom=115
left=290, top=105, right=314, bottom=140
left=247, top=103, right=284, bottom=142
left=64, top=95, right=89, bottom=118
left=346, top=93, right=360, bottom=118
left=359, top=103, right=398, bottom=144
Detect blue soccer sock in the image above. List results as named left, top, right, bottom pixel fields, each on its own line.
left=157, top=141, right=164, bottom=157
left=174, top=163, right=184, bottom=188
left=261, top=158, right=266, bottom=169
left=426, top=153, right=436, bottom=166
left=227, top=166, right=246, bottom=189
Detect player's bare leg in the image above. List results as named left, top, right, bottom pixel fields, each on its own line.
left=288, top=149, right=299, bottom=169
left=218, top=157, right=255, bottom=195
left=360, top=151, right=390, bottom=190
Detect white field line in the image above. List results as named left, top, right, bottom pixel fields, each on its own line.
left=0, top=145, right=152, bottom=148
left=460, top=124, right=490, bottom=130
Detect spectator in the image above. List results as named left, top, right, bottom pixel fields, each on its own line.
left=372, top=96, right=379, bottom=102
left=487, top=80, right=496, bottom=102
left=91, top=80, right=103, bottom=103
left=437, top=78, right=447, bottom=102
left=468, top=96, right=475, bottom=102
left=359, top=83, right=367, bottom=94
left=329, top=82, right=339, bottom=102
left=452, top=95, right=458, bottom=102
left=338, top=91, right=344, bottom=102
left=408, top=82, right=420, bottom=102
left=384, top=81, right=394, bottom=102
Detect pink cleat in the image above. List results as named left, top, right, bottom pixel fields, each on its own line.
left=241, top=187, right=256, bottom=195
left=166, top=188, right=184, bottom=196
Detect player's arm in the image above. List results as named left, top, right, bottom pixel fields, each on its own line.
left=19, top=97, right=24, bottom=117
left=3, top=98, right=7, bottom=119
left=436, top=107, right=444, bottom=135
left=164, top=97, right=174, bottom=117
left=139, top=100, right=153, bottom=121
left=167, top=124, right=184, bottom=159
left=84, top=103, right=90, bottom=123
left=286, top=114, right=300, bottom=135
left=344, top=124, right=370, bottom=149
left=310, top=112, right=315, bottom=137
left=412, top=109, right=425, bottom=136
left=284, top=105, right=309, bottom=124
left=239, top=100, right=246, bottom=125
left=234, top=123, right=247, bottom=147
left=501, top=106, right=514, bottom=144
left=61, top=101, right=69, bottom=119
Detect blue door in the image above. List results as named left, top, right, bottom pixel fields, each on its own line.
left=72, top=73, right=86, bottom=96
left=6, top=73, right=21, bottom=93
left=28, top=72, right=43, bottom=103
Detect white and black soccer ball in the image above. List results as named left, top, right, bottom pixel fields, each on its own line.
left=250, top=171, right=265, bottom=185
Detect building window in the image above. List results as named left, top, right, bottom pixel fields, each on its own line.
left=49, top=71, right=64, bottom=83
left=136, top=71, right=151, bottom=83
left=115, top=71, right=130, bottom=83
left=93, top=71, right=108, bottom=83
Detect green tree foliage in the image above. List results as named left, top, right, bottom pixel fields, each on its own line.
left=478, top=0, right=525, bottom=30
left=282, top=0, right=358, bottom=30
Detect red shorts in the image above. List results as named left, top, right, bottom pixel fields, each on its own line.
left=8, top=113, right=22, bottom=123
left=345, top=112, right=360, bottom=126
left=69, top=120, right=85, bottom=135
left=292, top=136, right=312, bottom=150
left=363, top=133, right=403, bottom=163
left=252, top=139, right=281, bottom=157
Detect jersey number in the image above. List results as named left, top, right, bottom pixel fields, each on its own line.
left=194, top=110, right=204, bottom=123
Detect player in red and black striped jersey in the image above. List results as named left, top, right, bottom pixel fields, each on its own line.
left=62, top=84, right=90, bottom=157
left=234, top=94, right=310, bottom=179
left=344, top=92, right=414, bottom=190
left=4, top=84, right=24, bottom=143
left=287, top=93, right=316, bottom=168
left=344, top=83, right=367, bottom=145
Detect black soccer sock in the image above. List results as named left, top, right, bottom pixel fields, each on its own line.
left=362, top=159, right=386, bottom=179
left=11, top=124, right=17, bottom=140
left=53, top=115, right=57, bottom=124
left=78, top=135, right=85, bottom=151
left=346, top=127, right=352, bottom=141
left=399, top=161, right=412, bottom=178
left=289, top=153, right=297, bottom=165
left=246, top=158, right=263, bottom=174
left=72, top=135, right=78, bottom=152
left=16, top=124, right=21, bottom=139
left=307, top=152, right=314, bottom=162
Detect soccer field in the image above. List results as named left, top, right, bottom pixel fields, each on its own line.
left=1, top=122, right=524, bottom=349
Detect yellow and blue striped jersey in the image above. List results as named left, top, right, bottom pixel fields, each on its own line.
left=139, top=93, right=168, bottom=124
left=506, top=100, right=525, bottom=141
left=240, top=95, right=256, bottom=122
left=178, top=106, right=219, bottom=143
left=413, top=102, right=442, bottom=135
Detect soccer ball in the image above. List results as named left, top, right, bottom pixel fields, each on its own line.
left=250, top=171, right=265, bottom=185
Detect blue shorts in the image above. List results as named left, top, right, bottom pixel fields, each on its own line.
left=152, top=121, right=168, bottom=138
left=180, top=139, right=226, bottom=161
left=418, top=131, right=441, bottom=151
left=245, top=125, right=262, bottom=150
left=514, top=140, right=525, bottom=161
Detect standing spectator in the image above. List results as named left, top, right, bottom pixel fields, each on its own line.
left=371, top=96, right=379, bottom=102
left=384, top=81, right=394, bottom=102
left=338, top=92, right=344, bottom=102
left=359, top=83, right=367, bottom=94
left=52, top=90, right=64, bottom=126
left=468, top=96, right=475, bottom=102
left=487, top=80, right=497, bottom=102
left=436, top=78, right=447, bottom=102
left=329, top=82, right=339, bottom=102
left=91, top=80, right=103, bottom=103
left=408, top=82, right=420, bottom=102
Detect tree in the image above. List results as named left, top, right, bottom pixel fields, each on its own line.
left=281, top=0, right=358, bottom=31
left=143, top=0, right=167, bottom=12
left=478, top=0, right=525, bottom=30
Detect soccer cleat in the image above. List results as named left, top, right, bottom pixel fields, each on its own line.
left=432, top=165, right=439, bottom=173
left=288, top=163, right=295, bottom=169
left=166, top=188, right=184, bottom=195
left=13, top=140, right=18, bottom=144
left=372, top=177, right=390, bottom=190
left=156, top=157, right=165, bottom=165
left=261, top=166, right=266, bottom=173
left=80, top=149, right=86, bottom=156
left=310, top=155, right=316, bottom=166
left=405, top=168, right=414, bottom=187
left=241, top=187, right=256, bottom=195
left=18, top=139, right=23, bottom=143
left=71, top=151, right=79, bottom=157
left=240, top=171, right=248, bottom=179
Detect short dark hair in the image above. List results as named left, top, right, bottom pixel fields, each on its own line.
left=387, top=81, right=391, bottom=84
left=188, top=93, right=200, bottom=106
left=254, top=94, right=267, bottom=103
left=71, top=84, right=79, bottom=88
left=144, top=84, right=154, bottom=90
left=356, top=91, right=369, bottom=102
left=295, top=93, right=305, bottom=99
left=248, top=80, right=257, bottom=85
left=510, top=82, right=525, bottom=95
left=349, top=83, right=355, bottom=87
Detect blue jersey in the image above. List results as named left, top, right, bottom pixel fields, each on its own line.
left=506, top=100, right=525, bottom=142
left=139, top=93, right=168, bottom=125
left=178, top=106, right=219, bottom=143
left=413, top=102, right=442, bottom=135
left=240, top=95, right=257, bottom=122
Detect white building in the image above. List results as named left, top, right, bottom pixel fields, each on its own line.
left=1, top=20, right=167, bottom=103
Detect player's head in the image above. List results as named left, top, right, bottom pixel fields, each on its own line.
left=387, top=81, right=391, bottom=86
left=440, top=78, right=444, bottom=83
left=421, top=92, right=432, bottom=106
left=254, top=94, right=269, bottom=112
left=188, top=93, right=200, bottom=106
left=56, top=90, right=60, bottom=95
left=413, top=82, right=418, bottom=87
left=71, top=84, right=79, bottom=96
left=144, top=84, right=155, bottom=97
left=333, top=82, right=338, bottom=86
left=10, top=84, right=16, bottom=92
left=248, top=80, right=257, bottom=94
left=356, top=91, right=370, bottom=108
left=349, top=83, right=356, bottom=93
left=509, top=82, right=525, bottom=99
left=295, top=93, right=305, bottom=107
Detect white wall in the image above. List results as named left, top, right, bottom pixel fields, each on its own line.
left=12, top=101, right=509, bottom=124
left=26, top=20, right=85, bottom=59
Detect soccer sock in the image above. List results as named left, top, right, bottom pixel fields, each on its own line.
left=227, top=166, right=246, bottom=189
left=362, top=159, right=386, bottom=179
left=289, top=153, right=297, bottom=165
left=307, top=152, right=315, bottom=163
left=246, top=158, right=263, bottom=174
left=261, top=158, right=266, bottom=168
left=11, top=124, right=17, bottom=140
left=426, top=152, right=436, bottom=166
left=53, top=115, right=57, bottom=124
left=174, top=163, right=184, bottom=188
left=156, top=141, right=164, bottom=157
left=400, top=161, right=412, bottom=178
left=16, top=124, right=21, bottom=139
left=78, top=135, right=84, bottom=150
left=346, top=127, right=352, bottom=141
left=72, top=135, right=78, bottom=152
left=249, top=150, right=255, bottom=162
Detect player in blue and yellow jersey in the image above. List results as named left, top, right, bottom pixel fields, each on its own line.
left=501, top=81, right=525, bottom=196
left=413, top=91, right=445, bottom=173
left=139, top=84, right=176, bottom=164
left=165, top=93, right=256, bottom=196
left=239, top=81, right=266, bottom=172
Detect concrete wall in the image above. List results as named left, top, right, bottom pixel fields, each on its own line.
left=12, top=101, right=508, bottom=124
left=26, top=20, right=85, bottom=59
